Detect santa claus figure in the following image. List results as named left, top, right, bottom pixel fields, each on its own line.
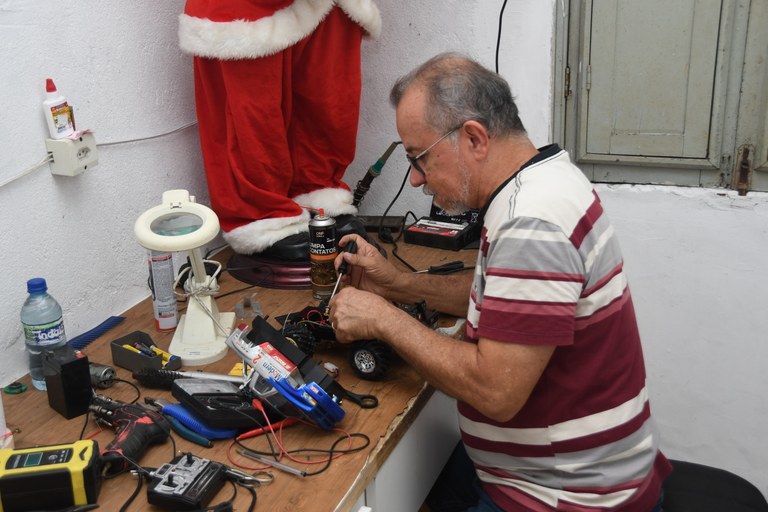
left=179, top=1, right=381, bottom=260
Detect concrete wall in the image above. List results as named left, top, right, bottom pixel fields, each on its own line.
left=1, top=0, right=765, bottom=499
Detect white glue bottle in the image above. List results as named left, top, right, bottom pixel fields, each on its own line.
left=43, top=78, right=75, bottom=139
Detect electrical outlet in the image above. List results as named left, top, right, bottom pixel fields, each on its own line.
left=45, top=132, right=99, bottom=176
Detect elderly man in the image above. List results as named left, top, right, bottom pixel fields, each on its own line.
left=328, top=53, right=670, bottom=511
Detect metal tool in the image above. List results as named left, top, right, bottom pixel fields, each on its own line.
left=237, top=448, right=307, bottom=477
left=144, top=397, right=213, bottom=448
left=328, top=241, right=357, bottom=302
left=143, top=397, right=237, bottom=440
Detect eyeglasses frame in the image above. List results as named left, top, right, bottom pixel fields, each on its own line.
left=406, top=124, right=465, bottom=176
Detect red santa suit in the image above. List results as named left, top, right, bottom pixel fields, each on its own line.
left=179, top=0, right=381, bottom=255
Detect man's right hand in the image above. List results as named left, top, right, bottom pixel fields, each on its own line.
left=335, top=234, right=401, bottom=300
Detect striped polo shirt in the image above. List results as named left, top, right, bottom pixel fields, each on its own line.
left=461, top=145, right=671, bottom=511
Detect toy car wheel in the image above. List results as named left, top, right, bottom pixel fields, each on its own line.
left=282, top=323, right=318, bottom=356
left=348, top=341, right=392, bottom=381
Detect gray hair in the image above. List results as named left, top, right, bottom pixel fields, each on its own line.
left=390, top=52, right=526, bottom=137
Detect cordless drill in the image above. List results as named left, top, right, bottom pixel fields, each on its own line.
left=89, top=394, right=170, bottom=474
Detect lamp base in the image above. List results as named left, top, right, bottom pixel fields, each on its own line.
left=169, top=295, right=236, bottom=366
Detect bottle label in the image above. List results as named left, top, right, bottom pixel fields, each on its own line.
left=23, top=317, right=66, bottom=346
left=49, top=102, right=74, bottom=135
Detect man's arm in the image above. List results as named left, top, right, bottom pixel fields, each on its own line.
left=329, top=287, right=553, bottom=421
left=335, top=234, right=471, bottom=316
left=383, top=270, right=472, bottom=317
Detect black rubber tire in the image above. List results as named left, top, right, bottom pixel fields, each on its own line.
left=348, top=341, right=392, bottom=381
left=281, top=323, right=319, bottom=356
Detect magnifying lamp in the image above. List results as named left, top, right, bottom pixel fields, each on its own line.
left=134, top=189, right=235, bottom=366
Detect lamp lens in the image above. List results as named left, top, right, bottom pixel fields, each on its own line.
left=150, top=212, right=203, bottom=236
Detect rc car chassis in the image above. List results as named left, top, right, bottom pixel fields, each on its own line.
left=276, top=299, right=439, bottom=381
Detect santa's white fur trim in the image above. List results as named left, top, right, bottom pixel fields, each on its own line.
left=293, top=188, right=358, bottom=217
left=223, top=210, right=310, bottom=255
left=179, top=0, right=333, bottom=59
left=179, top=0, right=380, bottom=60
left=335, top=0, right=381, bottom=38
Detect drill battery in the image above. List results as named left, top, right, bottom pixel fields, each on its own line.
left=0, top=440, right=101, bottom=511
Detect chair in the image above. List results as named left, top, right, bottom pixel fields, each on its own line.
left=662, top=460, right=768, bottom=512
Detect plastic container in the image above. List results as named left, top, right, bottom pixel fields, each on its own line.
left=43, top=78, right=75, bottom=139
left=21, top=278, right=68, bottom=391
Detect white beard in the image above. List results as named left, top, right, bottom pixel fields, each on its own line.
left=425, top=161, right=472, bottom=215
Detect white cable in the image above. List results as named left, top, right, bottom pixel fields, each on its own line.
left=1, top=121, right=196, bottom=190
left=97, top=120, right=197, bottom=147
left=0, top=154, right=53, bottom=188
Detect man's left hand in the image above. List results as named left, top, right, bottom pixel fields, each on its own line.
left=328, top=287, right=395, bottom=343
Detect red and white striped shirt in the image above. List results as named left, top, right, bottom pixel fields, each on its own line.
left=462, top=145, right=671, bottom=511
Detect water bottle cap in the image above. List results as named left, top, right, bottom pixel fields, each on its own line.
left=26, top=278, right=48, bottom=293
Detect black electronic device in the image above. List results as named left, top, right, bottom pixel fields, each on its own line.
left=147, top=453, right=228, bottom=511
left=43, top=345, right=92, bottom=419
left=358, top=215, right=404, bottom=233
left=172, top=379, right=282, bottom=429
left=404, top=203, right=481, bottom=251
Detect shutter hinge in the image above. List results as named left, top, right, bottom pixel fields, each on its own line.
left=564, top=66, right=571, bottom=99
left=586, top=64, right=592, bottom=92
left=734, top=144, right=754, bottom=196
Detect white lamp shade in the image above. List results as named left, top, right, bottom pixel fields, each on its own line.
left=134, top=189, right=219, bottom=252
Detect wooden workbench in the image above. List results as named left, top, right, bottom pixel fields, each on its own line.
left=4, top=239, right=477, bottom=511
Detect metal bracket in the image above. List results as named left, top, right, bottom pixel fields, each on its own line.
left=734, top=144, right=754, bottom=196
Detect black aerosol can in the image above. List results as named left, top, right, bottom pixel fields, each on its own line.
left=309, top=211, right=337, bottom=299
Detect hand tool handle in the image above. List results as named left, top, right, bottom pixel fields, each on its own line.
left=101, top=404, right=170, bottom=473
left=337, top=241, right=358, bottom=275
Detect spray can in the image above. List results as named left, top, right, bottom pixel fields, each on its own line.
left=147, top=250, right=178, bottom=331
left=309, top=211, right=337, bottom=300
left=42, top=78, right=75, bottom=139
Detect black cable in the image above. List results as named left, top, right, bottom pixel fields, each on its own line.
left=110, top=378, right=141, bottom=402
left=232, top=431, right=370, bottom=477
left=376, top=165, right=419, bottom=272
left=496, top=0, right=509, bottom=73
left=118, top=473, right=144, bottom=512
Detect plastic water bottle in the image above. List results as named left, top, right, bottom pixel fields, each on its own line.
left=21, top=278, right=68, bottom=391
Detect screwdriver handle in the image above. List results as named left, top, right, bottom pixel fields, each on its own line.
left=337, top=241, right=358, bottom=275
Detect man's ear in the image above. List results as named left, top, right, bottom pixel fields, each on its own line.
left=461, top=120, right=490, bottom=161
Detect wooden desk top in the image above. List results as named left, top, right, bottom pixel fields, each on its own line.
left=4, top=238, right=477, bottom=512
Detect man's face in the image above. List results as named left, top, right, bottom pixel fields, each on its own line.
left=396, top=87, right=472, bottom=215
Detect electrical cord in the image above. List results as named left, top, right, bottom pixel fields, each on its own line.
left=228, top=402, right=370, bottom=477
left=96, top=121, right=197, bottom=147
left=0, top=154, right=54, bottom=188
left=496, top=0, right=509, bottom=73
left=375, top=164, right=419, bottom=272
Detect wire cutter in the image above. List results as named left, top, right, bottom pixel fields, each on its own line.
left=143, top=397, right=213, bottom=448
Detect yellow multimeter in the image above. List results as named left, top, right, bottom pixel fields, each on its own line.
left=0, top=439, right=101, bottom=512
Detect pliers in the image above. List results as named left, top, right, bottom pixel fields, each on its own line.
left=144, top=397, right=212, bottom=448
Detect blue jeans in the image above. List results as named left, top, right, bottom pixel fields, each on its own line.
left=426, top=442, right=664, bottom=512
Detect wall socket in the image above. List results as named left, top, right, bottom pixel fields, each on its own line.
left=45, top=132, right=99, bottom=176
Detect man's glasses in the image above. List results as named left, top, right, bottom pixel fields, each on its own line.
left=406, top=125, right=463, bottom=175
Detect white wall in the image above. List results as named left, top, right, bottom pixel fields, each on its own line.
left=599, top=185, right=768, bottom=497
left=1, top=0, right=765, bottom=499
left=0, top=1, right=209, bottom=382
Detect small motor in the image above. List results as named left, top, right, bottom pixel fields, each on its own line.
left=89, top=362, right=116, bottom=389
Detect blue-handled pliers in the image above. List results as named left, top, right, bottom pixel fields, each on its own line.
left=144, top=397, right=212, bottom=447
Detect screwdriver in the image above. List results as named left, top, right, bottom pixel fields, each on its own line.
left=328, top=240, right=357, bottom=301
